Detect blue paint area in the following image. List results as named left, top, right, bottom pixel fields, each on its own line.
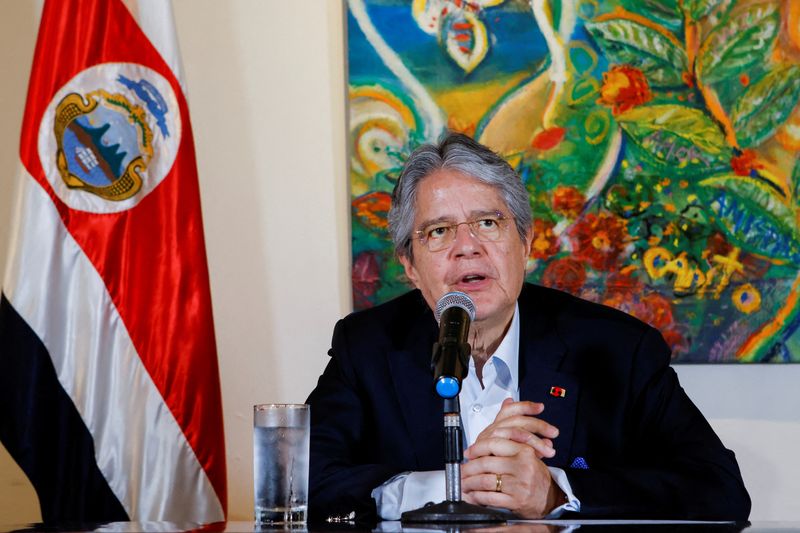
left=348, top=4, right=549, bottom=88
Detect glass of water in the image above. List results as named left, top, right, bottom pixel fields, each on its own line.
left=253, top=404, right=310, bottom=525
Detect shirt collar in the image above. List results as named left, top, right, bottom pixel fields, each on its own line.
left=468, top=303, right=519, bottom=392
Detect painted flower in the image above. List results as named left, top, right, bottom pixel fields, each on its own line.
left=531, top=127, right=567, bottom=151
left=541, top=257, right=587, bottom=294
left=604, top=288, right=686, bottom=353
left=597, top=65, right=653, bottom=115
left=603, top=271, right=642, bottom=302
left=530, top=218, right=560, bottom=260
left=635, top=293, right=686, bottom=353
left=352, top=251, right=381, bottom=309
left=730, top=149, right=763, bottom=176
left=352, top=191, right=392, bottom=230
left=634, top=293, right=675, bottom=331
left=732, top=283, right=761, bottom=314
left=551, top=186, right=585, bottom=218
left=569, top=212, right=628, bottom=271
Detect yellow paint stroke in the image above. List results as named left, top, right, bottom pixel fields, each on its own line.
left=350, top=85, right=417, bottom=129
left=432, top=73, right=529, bottom=133
left=476, top=72, right=558, bottom=155
left=732, top=283, right=762, bottom=314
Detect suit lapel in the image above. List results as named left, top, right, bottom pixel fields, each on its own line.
left=387, top=306, right=443, bottom=469
left=518, top=285, right=579, bottom=468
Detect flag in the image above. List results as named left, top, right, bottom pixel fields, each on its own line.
left=0, top=0, right=226, bottom=523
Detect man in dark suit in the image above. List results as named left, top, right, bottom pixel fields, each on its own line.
left=307, top=132, right=751, bottom=523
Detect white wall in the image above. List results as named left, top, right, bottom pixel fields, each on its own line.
left=0, top=0, right=798, bottom=524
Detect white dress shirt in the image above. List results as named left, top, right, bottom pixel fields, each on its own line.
left=371, top=304, right=580, bottom=519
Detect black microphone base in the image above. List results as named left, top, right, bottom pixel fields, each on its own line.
left=401, top=500, right=510, bottom=523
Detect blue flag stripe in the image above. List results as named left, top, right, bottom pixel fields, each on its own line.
left=0, top=293, right=128, bottom=523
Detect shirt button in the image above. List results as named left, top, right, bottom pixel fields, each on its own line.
left=472, top=404, right=482, bottom=413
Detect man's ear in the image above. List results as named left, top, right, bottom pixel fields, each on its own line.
left=524, top=224, right=534, bottom=261
left=398, top=253, right=419, bottom=288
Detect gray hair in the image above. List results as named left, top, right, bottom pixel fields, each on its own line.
left=387, top=132, right=532, bottom=259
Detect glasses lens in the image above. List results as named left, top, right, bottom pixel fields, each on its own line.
left=471, top=216, right=504, bottom=241
left=424, top=224, right=453, bottom=252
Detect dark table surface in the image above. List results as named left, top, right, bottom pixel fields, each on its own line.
left=2, top=521, right=798, bottom=533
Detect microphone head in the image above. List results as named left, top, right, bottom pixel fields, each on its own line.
left=434, top=291, right=476, bottom=323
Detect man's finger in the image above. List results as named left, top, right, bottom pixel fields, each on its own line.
left=461, top=472, right=506, bottom=494
left=466, top=430, right=555, bottom=459
left=465, top=437, right=525, bottom=460
left=493, top=400, right=545, bottom=422
left=479, top=415, right=560, bottom=440
left=461, top=449, right=535, bottom=478
left=461, top=489, right=516, bottom=510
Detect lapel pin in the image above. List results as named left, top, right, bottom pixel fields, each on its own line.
left=549, top=386, right=566, bottom=398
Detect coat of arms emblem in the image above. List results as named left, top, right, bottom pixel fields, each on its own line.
left=40, top=64, right=180, bottom=213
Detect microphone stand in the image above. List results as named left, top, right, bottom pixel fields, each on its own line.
left=401, top=397, right=508, bottom=524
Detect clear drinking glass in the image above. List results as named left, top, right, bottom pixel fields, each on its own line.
left=253, top=404, right=310, bottom=524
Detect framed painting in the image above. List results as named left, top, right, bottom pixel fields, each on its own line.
left=347, top=0, right=800, bottom=363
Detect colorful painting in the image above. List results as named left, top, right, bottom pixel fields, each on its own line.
left=347, top=0, right=800, bottom=363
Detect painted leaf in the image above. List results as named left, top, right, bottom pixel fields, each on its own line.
left=700, top=174, right=800, bottom=262
left=696, top=2, right=779, bottom=85
left=620, top=0, right=684, bottom=31
left=682, top=0, right=728, bottom=20
left=617, top=105, right=731, bottom=175
left=441, top=10, right=488, bottom=74
left=635, top=0, right=680, bottom=17
left=794, top=158, right=800, bottom=205
left=732, top=65, right=800, bottom=148
left=585, top=17, right=687, bottom=87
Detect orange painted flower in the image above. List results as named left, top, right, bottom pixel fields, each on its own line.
left=531, top=127, right=567, bottom=151
left=730, top=149, right=763, bottom=176
left=552, top=186, right=585, bottom=218
left=598, top=65, right=653, bottom=115
left=530, top=218, right=560, bottom=260
left=352, top=191, right=392, bottom=229
left=569, top=212, right=629, bottom=271
left=541, top=257, right=587, bottom=294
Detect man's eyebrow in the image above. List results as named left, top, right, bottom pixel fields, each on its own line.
left=416, top=216, right=453, bottom=231
left=415, top=209, right=504, bottom=230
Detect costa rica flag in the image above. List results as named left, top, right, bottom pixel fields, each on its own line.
left=0, top=0, right=226, bottom=523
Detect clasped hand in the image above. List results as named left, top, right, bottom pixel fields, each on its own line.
left=460, top=398, right=565, bottom=518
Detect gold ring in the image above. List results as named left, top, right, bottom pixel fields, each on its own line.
left=495, top=473, right=502, bottom=492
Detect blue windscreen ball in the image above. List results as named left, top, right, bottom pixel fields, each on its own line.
left=435, top=376, right=460, bottom=398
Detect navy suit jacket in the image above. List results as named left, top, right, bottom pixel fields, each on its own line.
left=306, top=283, right=750, bottom=523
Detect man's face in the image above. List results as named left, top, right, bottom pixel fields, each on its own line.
left=398, top=169, right=532, bottom=327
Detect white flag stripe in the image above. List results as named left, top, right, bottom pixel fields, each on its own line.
left=3, top=174, right=223, bottom=522
left=122, top=0, right=188, bottom=95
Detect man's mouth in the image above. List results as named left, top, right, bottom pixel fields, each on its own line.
left=460, top=274, right=487, bottom=284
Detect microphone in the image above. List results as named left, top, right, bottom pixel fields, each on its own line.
left=431, top=291, right=476, bottom=398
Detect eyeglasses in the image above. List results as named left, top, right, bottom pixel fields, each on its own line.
left=414, top=212, right=510, bottom=252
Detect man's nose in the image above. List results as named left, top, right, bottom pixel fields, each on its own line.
left=450, top=223, right=482, bottom=256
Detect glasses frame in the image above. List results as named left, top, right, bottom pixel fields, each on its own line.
left=413, top=211, right=510, bottom=252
